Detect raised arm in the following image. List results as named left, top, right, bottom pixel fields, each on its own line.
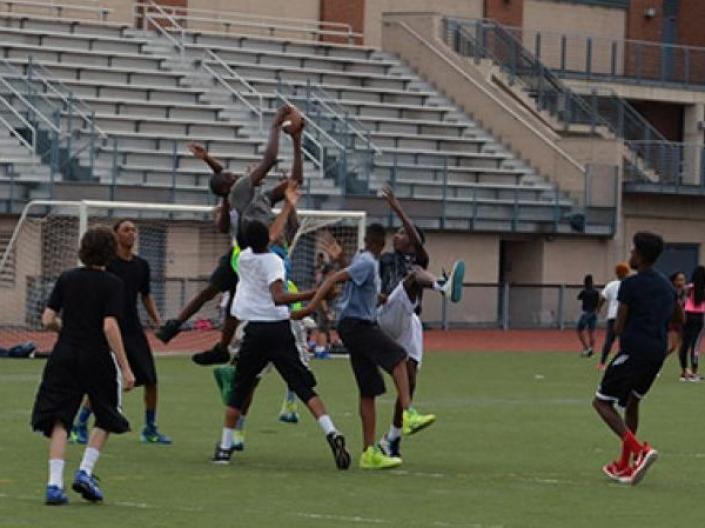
left=268, top=180, right=300, bottom=244
left=381, top=185, right=429, bottom=265
left=249, top=105, right=291, bottom=187
left=214, top=199, right=231, bottom=234
left=289, top=123, right=304, bottom=186
left=189, top=142, right=224, bottom=174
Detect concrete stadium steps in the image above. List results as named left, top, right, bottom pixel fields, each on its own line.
left=0, top=13, right=594, bottom=233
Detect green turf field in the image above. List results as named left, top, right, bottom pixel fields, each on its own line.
left=2, top=352, right=704, bottom=528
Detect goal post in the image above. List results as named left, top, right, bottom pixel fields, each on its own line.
left=0, top=199, right=366, bottom=354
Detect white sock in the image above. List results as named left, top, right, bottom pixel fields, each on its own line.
left=387, top=425, right=402, bottom=442
left=221, top=427, right=234, bottom=449
left=79, top=447, right=100, bottom=476
left=317, top=414, right=336, bottom=436
left=432, top=280, right=444, bottom=291
left=235, top=416, right=246, bottom=431
left=48, top=459, right=64, bottom=488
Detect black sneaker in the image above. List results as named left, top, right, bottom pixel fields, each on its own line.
left=326, top=432, right=351, bottom=470
left=192, top=343, right=230, bottom=366
left=156, top=319, right=182, bottom=344
left=210, top=443, right=234, bottom=465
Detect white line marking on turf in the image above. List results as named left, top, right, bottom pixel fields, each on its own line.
left=294, top=512, right=390, bottom=524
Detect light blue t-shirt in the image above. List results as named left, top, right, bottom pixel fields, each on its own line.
left=338, top=250, right=381, bottom=322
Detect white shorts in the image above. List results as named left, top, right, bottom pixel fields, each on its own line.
left=230, top=320, right=310, bottom=378
left=377, top=282, right=424, bottom=364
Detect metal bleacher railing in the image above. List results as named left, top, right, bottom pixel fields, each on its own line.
left=517, top=26, right=705, bottom=90
left=0, top=56, right=107, bottom=192
left=442, top=18, right=705, bottom=189
left=0, top=0, right=111, bottom=22
left=136, top=0, right=363, bottom=45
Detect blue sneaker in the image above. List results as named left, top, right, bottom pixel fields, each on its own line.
left=69, top=424, right=88, bottom=445
left=71, top=470, right=103, bottom=503
left=140, top=426, right=172, bottom=445
left=45, top=485, right=68, bottom=505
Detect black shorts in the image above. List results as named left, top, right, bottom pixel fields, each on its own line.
left=31, top=343, right=130, bottom=437
left=596, top=352, right=664, bottom=408
left=228, top=321, right=317, bottom=409
left=209, top=252, right=239, bottom=294
left=337, top=318, right=407, bottom=398
left=578, top=312, right=597, bottom=331
left=123, top=329, right=157, bottom=387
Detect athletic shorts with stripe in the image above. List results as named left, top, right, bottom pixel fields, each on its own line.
left=228, top=320, right=317, bottom=409
left=377, top=282, right=424, bottom=365
left=595, top=352, right=664, bottom=408
left=337, top=317, right=407, bottom=398
left=31, top=343, right=130, bottom=437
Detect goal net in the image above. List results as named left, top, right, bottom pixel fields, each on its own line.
left=0, top=200, right=365, bottom=355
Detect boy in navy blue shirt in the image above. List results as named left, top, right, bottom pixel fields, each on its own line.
left=593, top=232, right=683, bottom=486
left=297, top=224, right=436, bottom=470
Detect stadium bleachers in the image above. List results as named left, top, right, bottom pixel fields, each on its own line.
left=0, top=7, right=594, bottom=232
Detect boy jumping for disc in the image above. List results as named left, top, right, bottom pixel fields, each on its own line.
left=376, top=186, right=465, bottom=458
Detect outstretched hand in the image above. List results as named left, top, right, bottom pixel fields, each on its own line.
left=380, top=184, right=401, bottom=211
left=274, top=105, right=293, bottom=127
left=319, top=230, right=344, bottom=263
left=188, top=142, right=207, bottom=160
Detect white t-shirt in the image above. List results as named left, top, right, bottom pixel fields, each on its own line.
left=601, top=279, right=621, bottom=320
left=231, top=248, right=289, bottom=321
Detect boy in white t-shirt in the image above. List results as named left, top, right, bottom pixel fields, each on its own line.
left=597, top=262, right=631, bottom=370
left=210, top=220, right=351, bottom=471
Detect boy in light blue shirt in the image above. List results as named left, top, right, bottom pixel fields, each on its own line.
left=296, top=223, right=436, bottom=470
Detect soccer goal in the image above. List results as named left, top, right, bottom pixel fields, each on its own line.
left=0, top=199, right=365, bottom=354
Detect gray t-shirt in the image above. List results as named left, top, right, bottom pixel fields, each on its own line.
left=338, top=250, right=381, bottom=322
left=228, top=176, right=276, bottom=240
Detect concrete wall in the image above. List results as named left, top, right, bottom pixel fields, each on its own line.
left=423, top=231, right=499, bottom=326
left=365, top=0, right=483, bottom=48
left=622, top=194, right=705, bottom=265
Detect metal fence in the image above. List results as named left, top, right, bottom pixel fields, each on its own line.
left=517, top=27, right=705, bottom=89
left=437, top=283, right=608, bottom=330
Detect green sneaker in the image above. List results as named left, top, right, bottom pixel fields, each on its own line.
left=359, top=446, right=402, bottom=470
left=213, top=365, right=236, bottom=406
left=402, top=408, right=436, bottom=436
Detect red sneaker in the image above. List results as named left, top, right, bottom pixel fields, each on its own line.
left=629, top=443, right=658, bottom=486
left=602, top=461, right=631, bottom=482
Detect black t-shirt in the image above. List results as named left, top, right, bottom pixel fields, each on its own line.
left=107, top=255, right=151, bottom=332
left=618, top=268, right=676, bottom=362
left=47, top=267, right=123, bottom=353
left=379, top=249, right=429, bottom=315
left=578, top=288, right=600, bottom=312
